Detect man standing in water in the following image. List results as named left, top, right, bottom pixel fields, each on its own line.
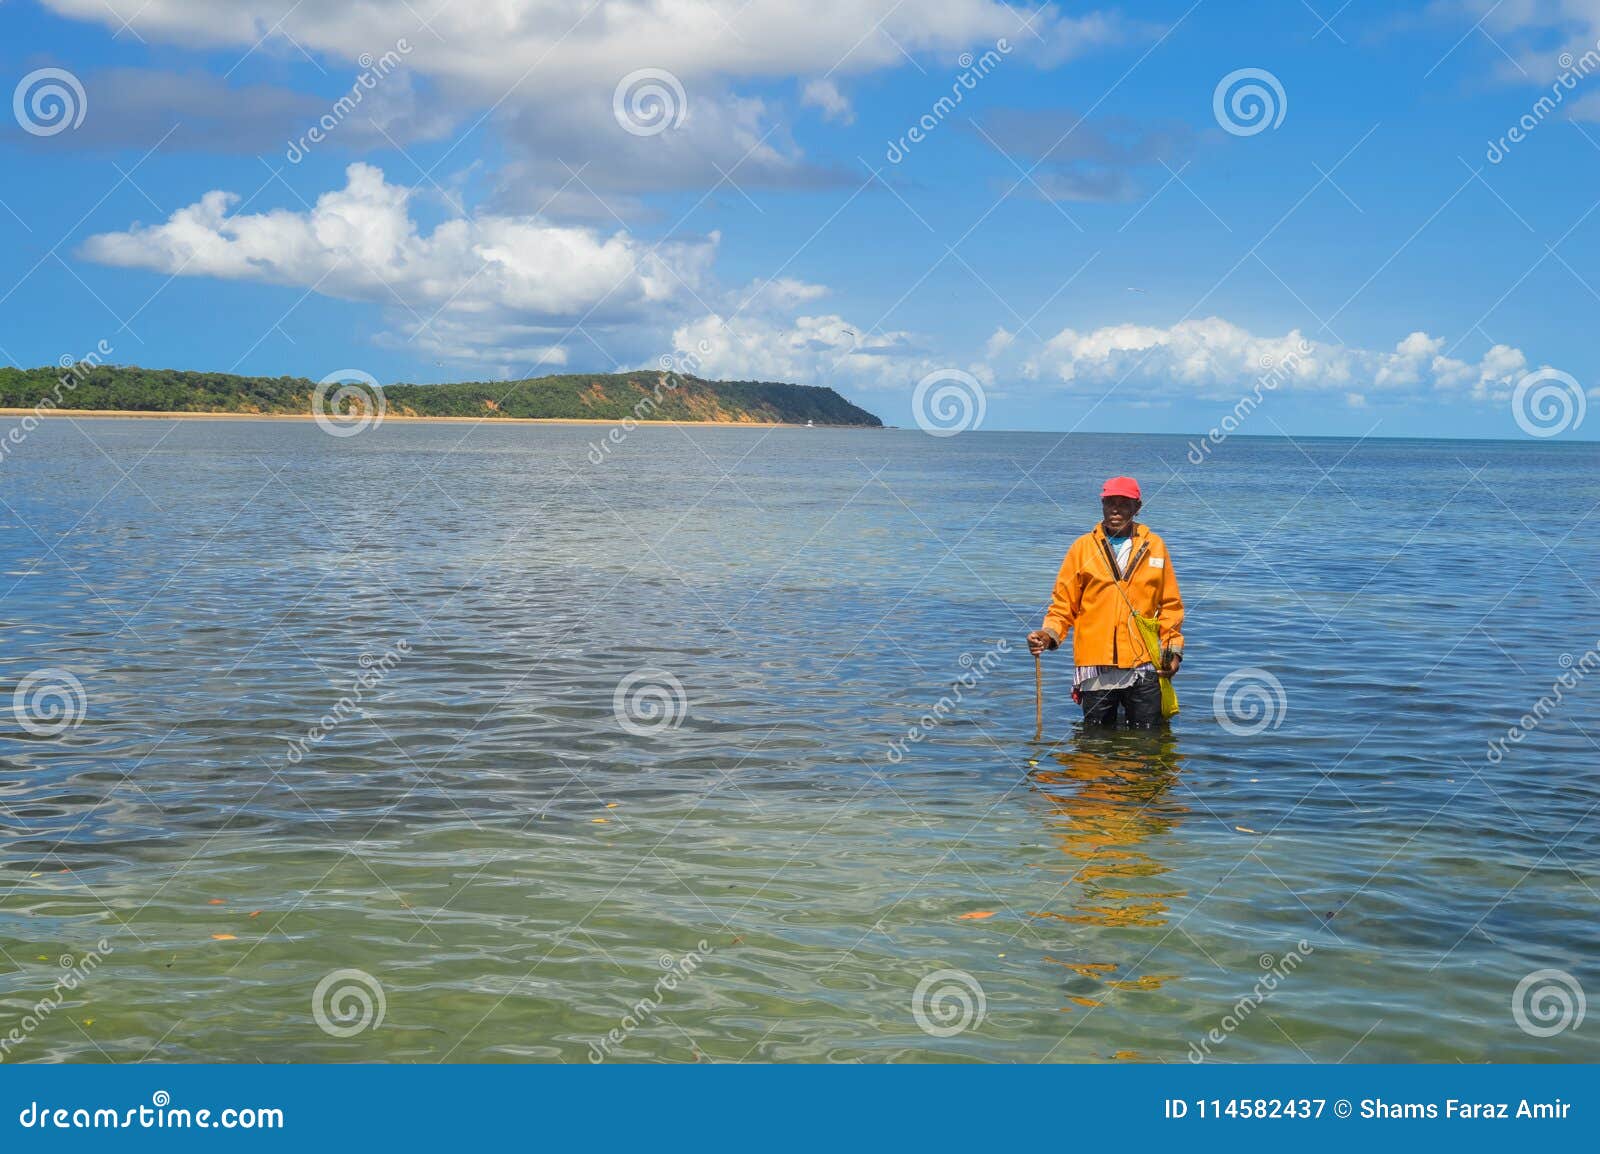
left=1027, top=477, right=1185, bottom=728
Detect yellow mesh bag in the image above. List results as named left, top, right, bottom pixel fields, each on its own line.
left=1131, top=611, right=1180, bottom=719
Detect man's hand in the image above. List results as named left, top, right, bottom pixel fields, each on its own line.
left=1027, top=629, right=1056, bottom=657
left=1160, top=651, right=1183, bottom=678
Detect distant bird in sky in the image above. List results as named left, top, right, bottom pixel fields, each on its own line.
left=1126, top=287, right=1147, bottom=294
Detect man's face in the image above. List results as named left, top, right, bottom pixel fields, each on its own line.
left=1101, top=496, right=1140, bottom=535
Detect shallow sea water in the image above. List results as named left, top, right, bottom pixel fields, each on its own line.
left=1, top=418, right=1596, bottom=1062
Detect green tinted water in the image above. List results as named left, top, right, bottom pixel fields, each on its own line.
left=1, top=420, right=1596, bottom=1062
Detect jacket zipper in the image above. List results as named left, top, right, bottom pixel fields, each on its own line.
left=1102, top=531, right=1149, bottom=665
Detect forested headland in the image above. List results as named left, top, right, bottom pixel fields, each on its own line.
left=0, top=365, right=884, bottom=427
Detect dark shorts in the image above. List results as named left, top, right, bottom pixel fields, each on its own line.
left=1078, top=671, right=1165, bottom=729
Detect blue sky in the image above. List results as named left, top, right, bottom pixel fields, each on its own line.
left=2, top=0, right=1597, bottom=438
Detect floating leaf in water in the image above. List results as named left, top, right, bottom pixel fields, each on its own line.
left=1107, top=974, right=1176, bottom=992
left=1043, top=957, right=1116, bottom=977
left=957, top=910, right=996, bottom=920
left=1062, top=995, right=1102, bottom=1009
left=248, top=910, right=262, bottom=918
left=82, top=1018, right=94, bottom=1026
left=1235, top=826, right=1257, bottom=834
left=210, top=933, right=237, bottom=941
left=592, top=818, right=609, bottom=824
left=605, top=803, right=619, bottom=808
left=207, top=898, right=225, bottom=905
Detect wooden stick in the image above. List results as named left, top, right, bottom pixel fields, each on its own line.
left=1034, top=653, right=1043, bottom=741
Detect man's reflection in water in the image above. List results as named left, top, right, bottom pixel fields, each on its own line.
left=1027, top=729, right=1187, bottom=1009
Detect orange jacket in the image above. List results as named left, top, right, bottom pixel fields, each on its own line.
left=1041, top=523, right=1185, bottom=667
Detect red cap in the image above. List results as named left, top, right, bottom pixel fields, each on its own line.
left=1100, top=476, right=1141, bottom=500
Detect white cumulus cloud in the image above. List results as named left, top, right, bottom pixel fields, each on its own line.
left=81, top=163, right=719, bottom=365
left=999, top=316, right=1531, bottom=401
left=801, top=79, right=854, bottom=124
left=42, top=1, right=1136, bottom=210
left=673, top=311, right=923, bottom=388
